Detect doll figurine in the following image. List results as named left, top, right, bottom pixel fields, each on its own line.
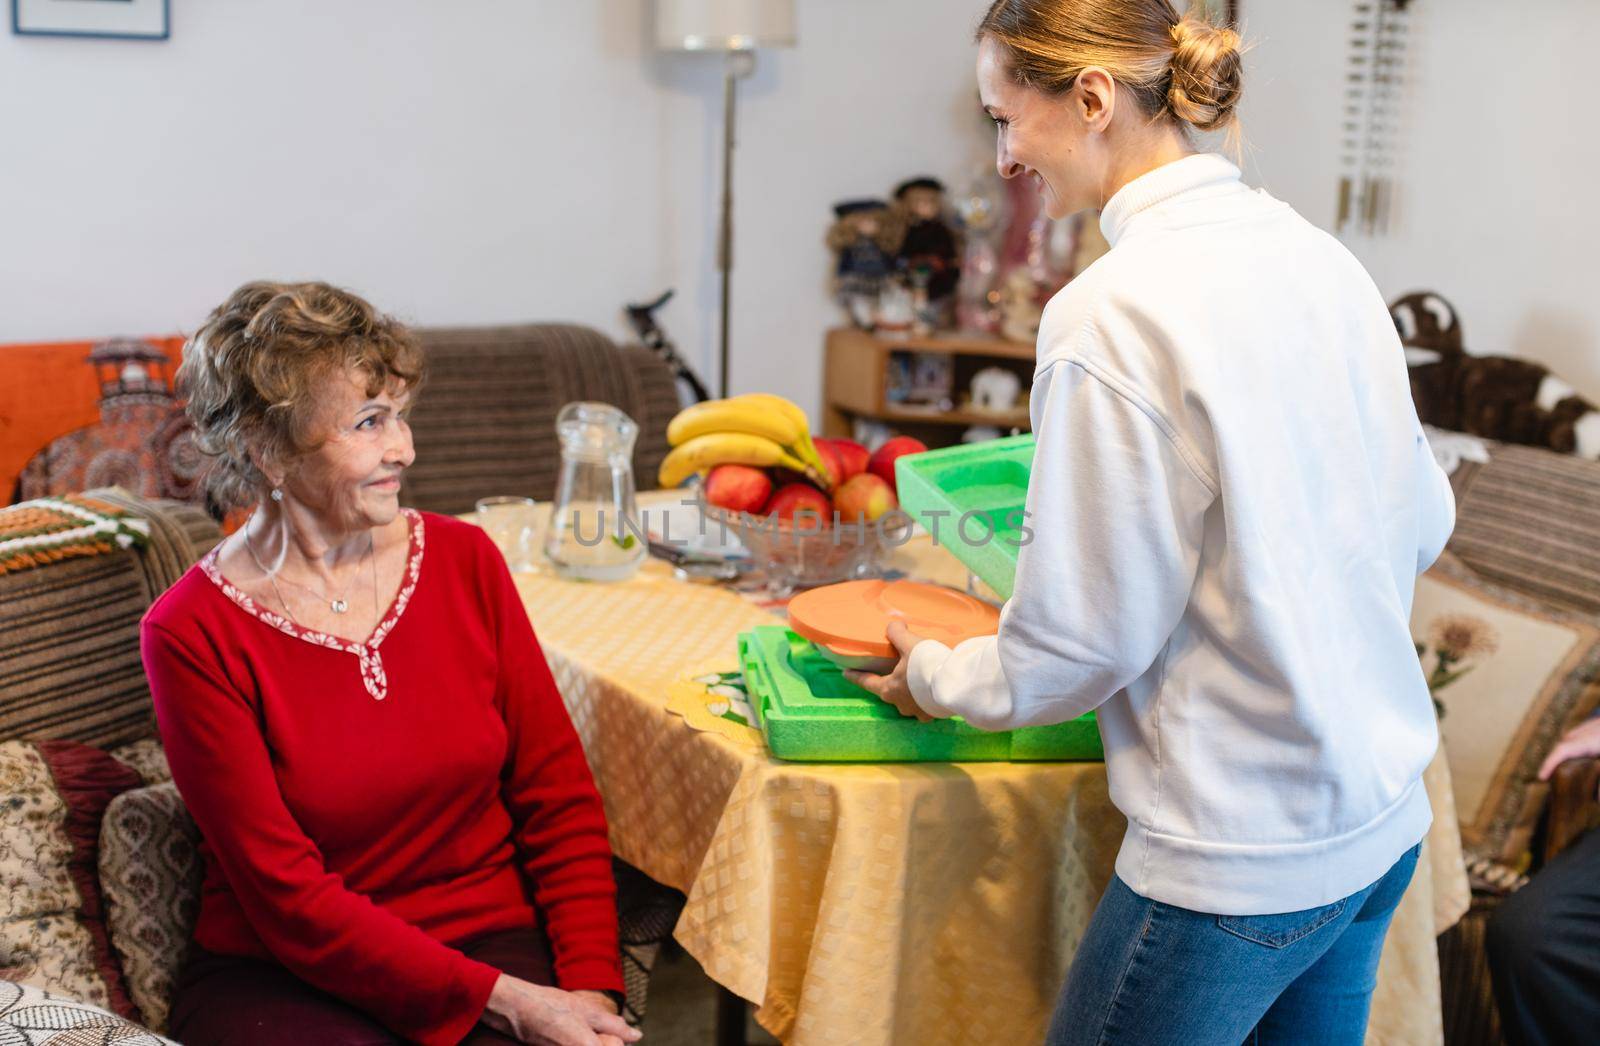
left=893, top=177, right=962, bottom=313
left=827, top=199, right=904, bottom=330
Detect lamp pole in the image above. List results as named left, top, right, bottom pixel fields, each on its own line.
left=717, top=51, right=752, bottom=398
left=655, top=0, right=793, bottom=401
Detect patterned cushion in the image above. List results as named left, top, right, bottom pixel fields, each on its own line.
left=88, top=793, right=673, bottom=1034
left=0, top=978, right=174, bottom=1044
left=0, top=740, right=143, bottom=1021
left=106, top=740, right=171, bottom=788
left=1414, top=554, right=1600, bottom=867
left=97, top=784, right=201, bottom=1035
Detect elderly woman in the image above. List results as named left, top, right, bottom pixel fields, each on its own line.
left=140, top=282, right=639, bottom=1046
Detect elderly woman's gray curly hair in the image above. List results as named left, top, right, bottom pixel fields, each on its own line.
left=178, top=281, right=425, bottom=512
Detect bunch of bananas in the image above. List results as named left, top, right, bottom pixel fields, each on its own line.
left=658, top=393, right=832, bottom=490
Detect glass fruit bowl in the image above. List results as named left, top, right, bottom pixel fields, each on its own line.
left=700, top=502, right=912, bottom=597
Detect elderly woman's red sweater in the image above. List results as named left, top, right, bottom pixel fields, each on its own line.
left=141, top=511, right=623, bottom=1046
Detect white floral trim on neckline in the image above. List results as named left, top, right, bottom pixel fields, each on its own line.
left=200, top=509, right=425, bottom=701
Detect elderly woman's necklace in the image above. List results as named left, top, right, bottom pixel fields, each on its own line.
left=245, top=529, right=374, bottom=620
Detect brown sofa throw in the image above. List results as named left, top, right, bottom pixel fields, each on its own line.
left=0, top=740, right=145, bottom=1022
left=0, top=489, right=220, bottom=749
left=1414, top=554, right=1600, bottom=869
left=0, top=494, right=150, bottom=575
left=402, top=324, right=679, bottom=515
left=1447, top=442, right=1600, bottom=618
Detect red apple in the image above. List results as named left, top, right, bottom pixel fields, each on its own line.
left=833, top=473, right=897, bottom=523
left=817, top=437, right=870, bottom=482
left=704, top=464, right=772, bottom=514
left=765, top=483, right=833, bottom=526
left=867, top=436, right=928, bottom=494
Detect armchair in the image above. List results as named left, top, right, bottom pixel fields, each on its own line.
left=1544, top=757, right=1600, bottom=865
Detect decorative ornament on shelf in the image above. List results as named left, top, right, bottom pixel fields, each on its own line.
left=998, top=269, right=1045, bottom=345
left=826, top=199, right=904, bottom=331
left=874, top=278, right=915, bottom=340
left=954, top=167, right=1007, bottom=334
left=968, top=366, right=1022, bottom=414
left=892, top=176, right=962, bottom=331
left=908, top=354, right=955, bottom=410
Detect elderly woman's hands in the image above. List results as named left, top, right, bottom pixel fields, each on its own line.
left=845, top=620, right=938, bottom=722
left=483, top=974, right=640, bottom=1046
left=570, top=991, right=631, bottom=1046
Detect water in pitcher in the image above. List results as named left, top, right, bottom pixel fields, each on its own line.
left=543, top=402, right=648, bottom=583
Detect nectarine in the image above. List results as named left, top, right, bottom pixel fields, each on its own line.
left=704, top=465, right=772, bottom=514
left=867, top=436, right=928, bottom=494
left=833, top=473, right=897, bottom=523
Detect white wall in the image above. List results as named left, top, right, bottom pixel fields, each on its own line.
left=1, top=1, right=674, bottom=344
left=0, top=0, right=993, bottom=426
left=6, top=0, right=1595, bottom=419
left=1241, top=0, right=1600, bottom=401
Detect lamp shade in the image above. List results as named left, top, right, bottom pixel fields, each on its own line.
left=655, top=0, right=796, bottom=52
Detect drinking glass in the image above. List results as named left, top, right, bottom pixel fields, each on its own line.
left=475, top=496, right=539, bottom=573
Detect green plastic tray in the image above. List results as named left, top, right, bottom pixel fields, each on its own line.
left=737, top=625, right=1103, bottom=763
left=894, top=434, right=1036, bottom=600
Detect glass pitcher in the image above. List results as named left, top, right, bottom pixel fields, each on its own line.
left=543, top=402, right=648, bottom=582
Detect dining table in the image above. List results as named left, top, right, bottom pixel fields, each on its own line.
left=500, top=489, right=1470, bottom=1045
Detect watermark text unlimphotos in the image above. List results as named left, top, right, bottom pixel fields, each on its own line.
left=561, top=494, right=1035, bottom=550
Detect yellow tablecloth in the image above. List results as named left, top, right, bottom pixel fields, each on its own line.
left=507, top=496, right=1467, bottom=1045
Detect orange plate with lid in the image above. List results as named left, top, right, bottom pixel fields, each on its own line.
left=786, top=579, right=1000, bottom=664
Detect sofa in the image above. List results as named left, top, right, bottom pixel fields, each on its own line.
left=1422, top=438, right=1600, bottom=1045
left=400, top=323, right=680, bottom=515
left=0, top=323, right=684, bottom=1042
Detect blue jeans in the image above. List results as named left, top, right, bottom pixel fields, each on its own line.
left=1047, top=843, right=1421, bottom=1045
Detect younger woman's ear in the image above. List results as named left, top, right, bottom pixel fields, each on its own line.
left=1076, top=67, right=1117, bottom=130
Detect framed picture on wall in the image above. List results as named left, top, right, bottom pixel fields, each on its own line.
left=12, top=0, right=169, bottom=40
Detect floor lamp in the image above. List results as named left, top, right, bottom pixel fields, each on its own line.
left=656, top=0, right=796, bottom=400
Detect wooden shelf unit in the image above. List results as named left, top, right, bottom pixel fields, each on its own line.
left=822, top=327, right=1036, bottom=445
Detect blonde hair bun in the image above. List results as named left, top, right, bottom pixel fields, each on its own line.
left=1167, top=15, right=1242, bottom=132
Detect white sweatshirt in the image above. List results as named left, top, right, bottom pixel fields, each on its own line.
left=906, top=154, right=1454, bottom=915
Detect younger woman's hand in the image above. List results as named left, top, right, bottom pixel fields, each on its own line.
left=845, top=619, right=936, bottom=722
left=482, top=974, right=641, bottom=1046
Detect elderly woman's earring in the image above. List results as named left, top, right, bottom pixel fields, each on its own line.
left=270, top=487, right=284, bottom=502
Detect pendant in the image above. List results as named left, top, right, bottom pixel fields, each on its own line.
left=331, top=599, right=349, bottom=614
